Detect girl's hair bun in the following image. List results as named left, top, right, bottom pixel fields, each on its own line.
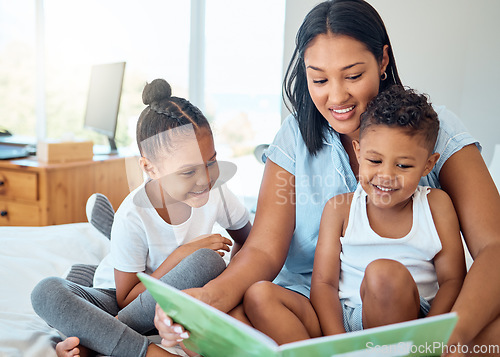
left=142, top=78, right=172, bottom=105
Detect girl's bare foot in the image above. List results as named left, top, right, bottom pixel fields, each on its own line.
left=55, top=337, right=90, bottom=357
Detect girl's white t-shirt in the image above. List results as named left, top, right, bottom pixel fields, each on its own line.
left=93, top=182, right=249, bottom=289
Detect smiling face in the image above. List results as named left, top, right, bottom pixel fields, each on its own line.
left=304, top=33, right=388, bottom=140
left=353, top=125, right=439, bottom=210
left=144, top=127, right=219, bottom=209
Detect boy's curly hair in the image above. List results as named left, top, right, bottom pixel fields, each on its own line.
left=360, top=85, right=439, bottom=152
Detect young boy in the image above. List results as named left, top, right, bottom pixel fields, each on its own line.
left=311, top=85, right=466, bottom=335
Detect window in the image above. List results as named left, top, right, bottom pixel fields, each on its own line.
left=43, top=0, right=191, bottom=147
left=0, top=1, right=37, bottom=137
left=205, top=0, right=285, bottom=200
left=0, top=1, right=285, bottom=202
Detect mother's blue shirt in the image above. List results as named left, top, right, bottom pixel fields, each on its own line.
left=263, top=106, right=479, bottom=298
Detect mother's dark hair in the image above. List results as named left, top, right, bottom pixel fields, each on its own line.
left=283, top=0, right=402, bottom=155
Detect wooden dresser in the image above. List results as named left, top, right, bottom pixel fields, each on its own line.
left=0, top=154, right=143, bottom=226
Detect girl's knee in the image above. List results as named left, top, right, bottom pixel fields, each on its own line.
left=192, top=247, right=218, bottom=259
left=186, top=248, right=226, bottom=273
left=31, top=277, right=67, bottom=315
left=199, top=248, right=226, bottom=266
left=164, top=248, right=226, bottom=290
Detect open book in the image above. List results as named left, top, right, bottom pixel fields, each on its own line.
left=138, top=273, right=457, bottom=357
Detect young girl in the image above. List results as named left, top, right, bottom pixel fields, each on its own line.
left=31, top=78, right=251, bottom=357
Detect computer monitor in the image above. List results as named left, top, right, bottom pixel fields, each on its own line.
left=83, top=61, right=126, bottom=154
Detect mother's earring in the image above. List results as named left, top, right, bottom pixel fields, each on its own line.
left=381, top=72, right=387, bottom=81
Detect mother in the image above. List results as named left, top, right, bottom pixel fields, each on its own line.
left=157, top=0, right=500, bottom=353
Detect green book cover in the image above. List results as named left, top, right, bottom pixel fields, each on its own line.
left=138, top=273, right=457, bottom=357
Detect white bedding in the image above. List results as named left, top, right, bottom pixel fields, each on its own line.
left=0, top=223, right=110, bottom=357
left=0, top=220, right=473, bottom=357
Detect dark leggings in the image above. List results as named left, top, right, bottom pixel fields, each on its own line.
left=31, top=248, right=226, bottom=357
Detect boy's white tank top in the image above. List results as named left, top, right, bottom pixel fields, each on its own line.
left=339, top=184, right=442, bottom=307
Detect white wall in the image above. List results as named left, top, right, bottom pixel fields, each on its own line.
left=282, top=0, right=500, bottom=165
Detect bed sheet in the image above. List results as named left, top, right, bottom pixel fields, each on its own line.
left=0, top=221, right=473, bottom=357
left=0, top=223, right=110, bottom=357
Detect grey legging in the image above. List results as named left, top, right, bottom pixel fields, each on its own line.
left=31, top=248, right=226, bottom=357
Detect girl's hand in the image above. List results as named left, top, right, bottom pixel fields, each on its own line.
left=153, top=234, right=231, bottom=281
left=154, top=303, right=190, bottom=347
left=181, top=233, right=233, bottom=257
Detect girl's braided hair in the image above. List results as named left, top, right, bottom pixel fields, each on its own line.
left=136, top=79, right=211, bottom=160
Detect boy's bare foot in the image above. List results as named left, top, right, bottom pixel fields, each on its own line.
left=55, top=337, right=90, bottom=357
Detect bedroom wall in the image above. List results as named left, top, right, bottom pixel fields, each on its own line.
left=282, top=0, right=500, bottom=165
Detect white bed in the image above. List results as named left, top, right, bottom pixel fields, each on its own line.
left=0, top=218, right=473, bottom=357
left=0, top=219, right=228, bottom=357
left=0, top=223, right=110, bottom=357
